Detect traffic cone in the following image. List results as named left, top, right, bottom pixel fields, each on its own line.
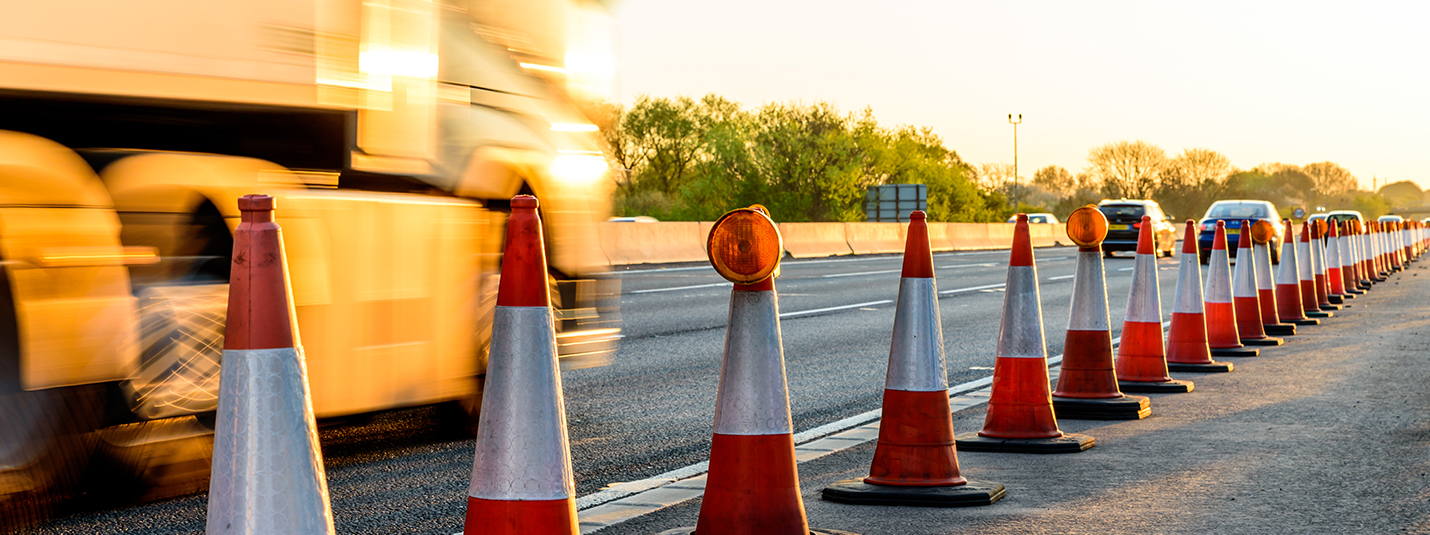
left=1358, top=223, right=1378, bottom=286
left=463, top=195, right=578, bottom=535
left=1050, top=206, right=1154, bottom=418
left=1276, top=220, right=1319, bottom=327
left=1371, top=222, right=1388, bottom=281
left=1392, top=221, right=1407, bottom=270
left=207, top=194, right=335, bottom=535
left=1351, top=222, right=1372, bottom=290
left=1204, top=222, right=1258, bottom=357
left=1310, top=222, right=1341, bottom=311
left=822, top=211, right=1006, bottom=507
left=1163, top=220, right=1233, bottom=373
left=1114, top=215, right=1195, bottom=393
left=1298, top=222, right=1333, bottom=318
left=1233, top=220, right=1281, bottom=346
left=1338, top=222, right=1364, bottom=296
left=1325, top=221, right=1352, bottom=303
left=955, top=214, right=1096, bottom=453
left=1254, top=228, right=1296, bottom=336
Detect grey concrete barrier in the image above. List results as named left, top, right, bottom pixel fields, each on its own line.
left=986, top=223, right=1016, bottom=249
left=945, top=223, right=994, bottom=250
left=598, top=221, right=707, bottom=265
left=844, top=222, right=906, bottom=255
left=779, top=223, right=854, bottom=258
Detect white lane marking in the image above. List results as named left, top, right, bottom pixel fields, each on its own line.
left=1117, top=267, right=1135, bottom=271
left=1047, top=275, right=1075, bottom=281
left=606, top=265, right=714, bottom=275
left=821, top=269, right=902, bottom=278
left=573, top=321, right=1172, bottom=533
left=939, top=283, right=1006, bottom=295
left=629, top=282, right=731, bottom=294
left=780, top=300, right=893, bottom=318
left=938, top=263, right=997, bottom=269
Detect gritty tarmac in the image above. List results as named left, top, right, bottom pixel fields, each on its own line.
left=601, top=259, right=1430, bottom=535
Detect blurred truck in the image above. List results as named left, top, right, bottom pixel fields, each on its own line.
left=0, top=0, right=621, bottom=524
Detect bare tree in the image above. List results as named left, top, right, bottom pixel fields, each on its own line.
left=977, top=163, right=1016, bottom=193
left=1032, top=165, right=1076, bottom=198
left=1086, top=140, right=1166, bottom=199
left=1163, top=148, right=1232, bottom=190
left=1302, top=162, right=1358, bottom=202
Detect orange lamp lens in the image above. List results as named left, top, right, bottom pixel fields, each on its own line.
left=1314, top=218, right=1328, bottom=237
left=1066, top=205, right=1107, bottom=248
left=1251, top=220, right=1275, bottom=244
left=707, top=207, right=783, bottom=284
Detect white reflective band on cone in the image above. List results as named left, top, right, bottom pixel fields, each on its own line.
left=207, top=347, right=335, bottom=535
left=469, top=306, right=575, bottom=501
left=712, top=290, right=794, bottom=436
left=1124, top=251, right=1163, bottom=324
left=1311, top=236, right=1326, bottom=276
left=1204, top=248, right=1233, bottom=304
left=1233, top=246, right=1258, bottom=298
left=1172, top=252, right=1205, bottom=314
left=1297, top=239, right=1314, bottom=281
left=1326, top=233, right=1341, bottom=272
left=1066, top=251, right=1111, bottom=331
left=1277, top=237, right=1300, bottom=285
left=997, top=265, right=1046, bottom=359
left=1339, top=236, right=1354, bottom=270
left=885, top=277, right=949, bottom=392
left=1254, top=243, right=1275, bottom=291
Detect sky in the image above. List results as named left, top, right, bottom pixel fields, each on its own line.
left=611, top=0, right=1430, bottom=191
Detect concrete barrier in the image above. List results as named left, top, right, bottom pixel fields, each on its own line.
left=923, top=223, right=954, bottom=252
left=1028, top=224, right=1056, bottom=248
left=987, top=223, right=1016, bottom=249
left=945, top=223, right=993, bottom=250
left=598, top=221, right=707, bottom=265
left=779, top=223, right=854, bottom=258
left=843, top=222, right=906, bottom=255
left=1052, top=224, right=1069, bottom=246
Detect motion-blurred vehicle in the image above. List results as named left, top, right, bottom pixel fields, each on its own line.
left=1096, top=200, right=1177, bottom=257
left=1006, top=213, right=1059, bottom=224
left=1197, top=200, right=1283, bottom=264
left=1378, top=215, right=1405, bottom=224
left=0, top=0, right=621, bottom=526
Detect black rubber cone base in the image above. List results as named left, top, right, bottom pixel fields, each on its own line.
left=1211, top=346, right=1260, bottom=357
left=1167, top=360, right=1234, bottom=373
left=1118, top=379, right=1194, bottom=393
left=1320, top=304, right=1343, bottom=311
left=660, top=529, right=860, bottom=535
left=1306, top=310, right=1334, bottom=318
left=953, top=432, right=1095, bottom=454
left=821, top=478, right=1006, bottom=507
left=1328, top=294, right=1346, bottom=304
left=1264, top=323, right=1297, bottom=336
left=1345, top=289, right=1364, bottom=295
left=1240, top=337, right=1284, bottom=346
left=1289, top=317, right=1321, bottom=326
left=1052, top=395, right=1151, bottom=420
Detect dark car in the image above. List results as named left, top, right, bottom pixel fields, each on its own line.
left=1196, top=200, right=1283, bottom=264
left=1097, top=199, right=1177, bottom=257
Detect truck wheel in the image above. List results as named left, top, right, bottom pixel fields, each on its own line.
left=0, top=385, right=104, bottom=532
left=122, top=284, right=228, bottom=420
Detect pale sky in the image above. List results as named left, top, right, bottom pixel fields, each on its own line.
left=612, top=0, right=1430, bottom=191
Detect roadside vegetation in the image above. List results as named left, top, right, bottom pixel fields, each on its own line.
left=585, top=96, right=1421, bottom=222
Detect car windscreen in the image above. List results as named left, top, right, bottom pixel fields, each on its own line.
left=1205, top=203, right=1268, bottom=219
left=1099, top=205, right=1144, bottom=218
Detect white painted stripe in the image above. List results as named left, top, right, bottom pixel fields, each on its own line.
left=608, top=265, right=714, bottom=275
left=938, top=263, right=998, bottom=269
left=1116, top=267, right=1135, bottom=272
left=1047, top=274, right=1075, bottom=281
left=567, top=321, right=1173, bottom=533
left=630, top=282, right=731, bottom=294
left=821, top=269, right=901, bottom=278
left=938, top=283, right=1006, bottom=295
left=780, top=300, right=893, bottom=318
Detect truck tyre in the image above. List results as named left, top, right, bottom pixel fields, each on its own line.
left=0, top=386, right=104, bottom=532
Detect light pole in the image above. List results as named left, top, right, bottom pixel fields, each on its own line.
left=1008, top=113, right=1022, bottom=211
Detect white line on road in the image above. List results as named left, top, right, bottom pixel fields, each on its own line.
left=629, top=282, right=731, bottom=294
left=821, top=269, right=902, bottom=278
left=1047, top=274, right=1075, bottom=281
left=938, top=263, right=997, bottom=269
left=780, top=300, right=893, bottom=318
left=1117, top=267, right=1135, bottom=271
left=939, top=283, right=1007, bottom=295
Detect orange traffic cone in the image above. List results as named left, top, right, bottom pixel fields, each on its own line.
left=955, top=214, right=1095, bottom=453
left=1115, top=215, right=1195, bottom=393
left=1234, top=220, right=1281, bottom=347
left=1310, top=222, right=1341, bottom=311
left=207, top=194, right=336, bottom=535
left=463, top=195, right=578, bottom=535
left=1388, top=221, right=1404, bottom=271
left=1349, top=222, right=1372, bottom=290
left=1204, top=222, right=1258, bottom=357
left=666, top=206, right=850, bottom=535
left=822, top=211, right=1006, bottom=507
left=1370, top=222, right=1388, bottom=281
left=1325, top=220, right=1353, bottom=303
left=1163, top=220, right=1234, bottom=373
left=1050, top=206, right=1153, bottom=419
left=1298, top=222, right=1333, bottom=319
left=1276, top=220, right=1319, bottom=327
left=1338, top=222, right=1365, bottom=296
left=1252, top=221, right=1296, bottom=336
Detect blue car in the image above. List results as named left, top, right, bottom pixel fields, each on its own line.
left=1197, top=200, right=1284, bottom=264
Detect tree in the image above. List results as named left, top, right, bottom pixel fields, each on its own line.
left=1032, top=165, right=1076, bottom=198
left=1156, top=148, right=1232, bottom=220
left=1302, top=162, right=1358, bottom=205
left=1086, top=140, right=1166, bottom=199
left=622, top=96, right=708, bottom=196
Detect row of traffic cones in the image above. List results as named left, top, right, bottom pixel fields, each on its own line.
left=201, top=194, right=1424, bottom=534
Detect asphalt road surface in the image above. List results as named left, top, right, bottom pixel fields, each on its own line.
left=38, top=246, right=1233, bottom=534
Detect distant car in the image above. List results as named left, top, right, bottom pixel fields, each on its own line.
left=607, top=216, right=660, bottom=223
left=1307, top=211, right=1364, bottom=241
left=1378, top=214, right=1404, bottom=223
left=1197, top=200, right=1284, bottom=264
left=1007, top=213, right=1060, bottom=224
left=1096, top=199, right=1177, bottom=257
